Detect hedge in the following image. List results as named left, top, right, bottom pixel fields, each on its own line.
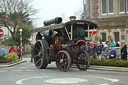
left=90, top=58, right=128, bottom=67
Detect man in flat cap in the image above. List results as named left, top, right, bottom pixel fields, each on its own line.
left=121, top=40, right=127, bottom=60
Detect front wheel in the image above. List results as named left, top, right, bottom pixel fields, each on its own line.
left=76, top=51, right=90, bottom=71
left=56, top=50, right=71, bottom=72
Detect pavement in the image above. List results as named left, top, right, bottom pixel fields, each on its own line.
left=0, top=53, right=128, bottom=72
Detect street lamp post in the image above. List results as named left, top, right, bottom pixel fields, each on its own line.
left=19, top=29, right=23, bottom=60
left=88, top=0, right=90, bottom=21
left=83, top=0, right=86, bottom=19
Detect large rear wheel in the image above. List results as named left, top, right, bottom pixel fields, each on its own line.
left=56, top=50, right=71, bottom=72
left=76, top=51, right=90, bottom=71
left=34, top=40, right=48, bottom=69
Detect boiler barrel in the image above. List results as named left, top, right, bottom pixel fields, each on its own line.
left=44, top=17, right=62, bottom=26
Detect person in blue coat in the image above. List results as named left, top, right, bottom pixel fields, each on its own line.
left=110, top=47, right=116, bottom=59
left=1, top=45, right=7, bottom=56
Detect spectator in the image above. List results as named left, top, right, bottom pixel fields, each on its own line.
left=104, top=47, right=111, bottom=60
left=110, top=47, right=116, bottom=59
left=17, top=46, right=23, bottom=60
left=99, top=37, right=102, bottom=44
left=94, top=42, right=102, bottom=60
left=31, top=44, right=35, bottom=62
left=121, top=40, right=127, bottom=60
left=104, top=41, right=108, bottom=48
left=127, top=49, right=128, bottom=55
left=9, top=46, right=15, bottom=53
left=110, top=38, right=115, bottom=47
left=90, top=41, right=96, bottom=59
left=16, top=46, right=20, bottom=53
left=90, top=41, right=96, bottom=47
left=1, top=45, right=7, bottom=56
left=101, top=43, right=105, bottom=59
left=102, top=41, right=109, bottom=55
left=115, top=41, right=120, bottom=47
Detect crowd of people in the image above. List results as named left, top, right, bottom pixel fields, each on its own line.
left=1, top=37, right=128, bottom=61
left=1, top=45, right=23, bottom=60
left=90, top=38, right=128, bottom=60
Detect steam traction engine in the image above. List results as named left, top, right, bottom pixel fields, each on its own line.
left=31, top=17, right=98, bottom=72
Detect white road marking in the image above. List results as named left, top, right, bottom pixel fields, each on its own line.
left=78, top=76, right=119, bottom=85
left=82, top=76, right=119, bottom=83
left=96, top=76, right=119, bottom=82
left=0, top=70, right=7, bottom=72
left=44, top=78, right=88, bottom=84
left=16, top=76, right=119, bottom=85
left=16, top=77, right=32, bottom=84
left=11, top=70, right=22, bottom=72
left=16, top=76, right=49, bottom=84
left=87, top=70, right=96, bottom=71
left=19, top=67, right=27, bottom=68
left=26, top=70, right=37, bottom=72
left=98, top=83, right=109, bottom=85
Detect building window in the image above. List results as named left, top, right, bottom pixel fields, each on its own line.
left=114, top=32, right=119, bottom=41
left=126, top=0, right=128, bottom=13
left=101, top=33, right=106, bottom=42
left=109, top=0, right=113, bottom=14
left=101, top=0, right=113, bottom=15
left=119, top=0, right=128, bottom=13
left=102, top=0, right=107, bottom=14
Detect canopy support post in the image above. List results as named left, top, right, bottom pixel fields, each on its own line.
left=87, top=24, right=90, bottom=40
left=65, top=26, right=71, bottom=40
left=71, top=24, right=73, bottom=40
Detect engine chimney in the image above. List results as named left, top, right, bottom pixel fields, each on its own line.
left=44, top=17, right=62, bottom=26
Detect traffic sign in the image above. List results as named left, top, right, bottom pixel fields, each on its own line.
left=0, top=29, right=4, bottom=37
left=89, top=29, right=97, bottom=35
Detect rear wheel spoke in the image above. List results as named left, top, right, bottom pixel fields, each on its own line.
left=34, top=47, right=40, bottom=52
left=36, top=59, right=42, bottom=65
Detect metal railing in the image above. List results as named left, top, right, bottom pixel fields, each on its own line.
left=107, top=47, right=128, bottom=60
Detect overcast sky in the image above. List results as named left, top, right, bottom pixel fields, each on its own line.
left=32, top=0, right=84, bottom=27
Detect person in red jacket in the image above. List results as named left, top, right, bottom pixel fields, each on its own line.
left=17, top=46, right=22, bottom=60
left=9, top=46, right=15, bottom=53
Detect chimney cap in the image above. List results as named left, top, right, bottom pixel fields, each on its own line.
left=69, top=16, right=77, bottom=20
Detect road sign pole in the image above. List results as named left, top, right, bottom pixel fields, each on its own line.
left=0, top=29, right=4, bottom=57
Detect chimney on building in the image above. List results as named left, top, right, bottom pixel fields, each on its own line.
left=69, top=16, right=77, bottom=21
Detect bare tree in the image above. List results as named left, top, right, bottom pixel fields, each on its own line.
left=0, top=0, right=37, bottom=40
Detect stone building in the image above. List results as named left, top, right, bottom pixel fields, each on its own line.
left=86, top=0, right=128, bottom=44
